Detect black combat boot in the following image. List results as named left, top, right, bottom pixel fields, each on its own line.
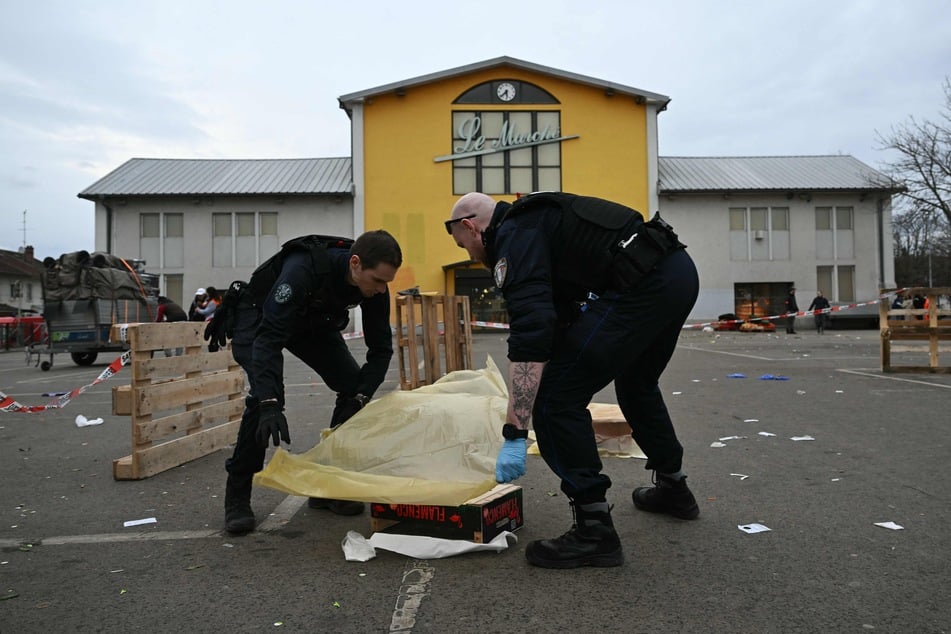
left=632, top=472, right=700, bottom=520
left=525, top=500, right=623, bottom=569
left=224, top=473, right=255, bottom=534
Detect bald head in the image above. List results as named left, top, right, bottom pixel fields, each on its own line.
left=451, top=192, right=496, bottom=224
left=446, top=192, right=497, bottom=266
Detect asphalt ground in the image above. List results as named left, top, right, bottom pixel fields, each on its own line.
left=0, top=328, right=949, bottom=633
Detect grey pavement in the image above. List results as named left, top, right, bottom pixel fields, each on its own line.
left=0, top=329, right=949, bottom=633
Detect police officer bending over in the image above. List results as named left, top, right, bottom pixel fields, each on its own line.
left=205, top=230, right=402, bottom=534
left=446, top=192, right=700, bottom=569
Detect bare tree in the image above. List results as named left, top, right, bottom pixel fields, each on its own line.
left=892, top=202, right=950, bottom=286
left=878, top=78, right=951, bottom=227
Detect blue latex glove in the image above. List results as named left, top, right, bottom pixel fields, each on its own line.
left=496, top=439, right=527, bottom=483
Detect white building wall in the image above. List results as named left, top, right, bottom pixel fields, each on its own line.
left=658, top=191, right=892, bottom=322
left=97, top=195, right=354, bottom=302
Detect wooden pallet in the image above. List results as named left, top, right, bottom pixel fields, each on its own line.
left=109, top=322, right=244, bottom=479
left=395, top=295, right=473, bottom=390
left=880, top=287, right=951, bottom=374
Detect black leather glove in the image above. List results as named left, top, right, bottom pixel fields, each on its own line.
left=203, top=281, right=244, bottom=348
left=330, top=393, right=368, bottom=428
left=203, top=314, right=226, bottom=349
left=256, top=400, right=290, bottom=448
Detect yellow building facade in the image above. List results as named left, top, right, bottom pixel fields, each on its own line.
left=339, top=57, right=669, bottom=311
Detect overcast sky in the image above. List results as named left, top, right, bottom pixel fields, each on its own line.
left=2, top=0, right=949, bottom=259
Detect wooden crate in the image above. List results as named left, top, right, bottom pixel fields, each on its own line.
left=109, top=321, right=245, bottom=480
left=395, top=294, right=473, bottom=390
left=880, top=287, right=951, bottom=374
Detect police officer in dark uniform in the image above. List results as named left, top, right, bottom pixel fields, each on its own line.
left=206, top=230, right=403, bottom=534
left=446, top=192, right=700, bottom=569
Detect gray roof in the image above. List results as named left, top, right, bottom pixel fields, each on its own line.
left=78, top=158, right=353, bottom=199
left=658, top=155, right=901, bottom=193
left=338, top=56, right=670, bottom=113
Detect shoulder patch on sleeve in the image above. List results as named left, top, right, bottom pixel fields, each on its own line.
left=273, top=282, right=293, bottom=304
left=493, top=257, right=508, bottom=288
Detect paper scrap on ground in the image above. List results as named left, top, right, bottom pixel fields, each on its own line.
left=123, top=517, right=157, bottom=527
left=710, top=441, right=727, bottom=448
left=342, top=529, right=517, bottom=561
left=727, top=373, right=747, bottom=379
left=874, top=521, right=904, bottom=530
left=719, top=436, right=747, bottom=441
left=744, top=418, right=759, bottom=423
left=75, top=415, right=104, bottom=427
left=758, top=431, right=776, bottom=437
left=790, top=435, right=815, bottom=441
left=256, top=357, right=505, bottom=505
left=738, top=523, right=770, bottom=534
left=730, top=473, right=749, bottom=480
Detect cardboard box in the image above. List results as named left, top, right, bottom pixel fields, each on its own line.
left=370, top=484, right=523, bottom=543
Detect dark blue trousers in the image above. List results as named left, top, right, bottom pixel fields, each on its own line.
left=225, top=302, right=361, bottom=478
left=532, top=249, right=700, bottom=502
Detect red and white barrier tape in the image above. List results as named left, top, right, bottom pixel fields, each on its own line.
left=466, top=289, right=909, bottom=332
left=0, top=350, right=132, bottom=414
left=1, top=290, right=906, bottom=413
left=681, top=288, right=908, bottom=331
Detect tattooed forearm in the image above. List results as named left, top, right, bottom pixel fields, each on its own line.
left=507, top=361, right=545, bottom=429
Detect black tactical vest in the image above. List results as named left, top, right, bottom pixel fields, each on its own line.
left=246, top=235, right=354, bottom=307
left=503, top=192, right=644, bottom=298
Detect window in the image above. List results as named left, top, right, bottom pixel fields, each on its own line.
left=213, top=212, right=279, bottom=268
left=164, top=274, right=184, bottom=306
left=837, top=265, right=855, bottom=302
left=142, top=214, right=160, bottom=238
left=816, top=265, right=854, bottom=302
left=771, top=208, right=789, bottom=230
left=140, top=212, right=182, bottom=269
left=815, top=206, right=853, bottom=260
left=836, top=207, right=853, bottom=230
left=451, top=110, right=562, bottom=195
left=728, top=206, right=790, bottom=260
left=817, top=266, right=833, bottom=301
left=729, top=208, right=746, bottom=230
left=164, top=213, right=184, bottom=268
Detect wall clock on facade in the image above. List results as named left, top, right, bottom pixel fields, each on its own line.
left=496, top=82, right=516, bottom=102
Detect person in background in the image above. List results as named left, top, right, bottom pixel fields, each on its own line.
left=196, top=287, right=220, bottom=320
left=807, top=290, right=831, bottom=334
left=204, top=230, right=403, bottom=535
left=156, top=295, right=188, bottom=356
left=156, top=296, right=188, bottom=323
left=912, top=293, right=926, bottom=320
left=196, top=287, right=222, bottom=351
left=445, top=191, right=699, bottom=570
left=188, top=288, right=209, bottom=321
left=784, top=287, right=799, bottom=334
left=891, top=293, right=906, bottom=321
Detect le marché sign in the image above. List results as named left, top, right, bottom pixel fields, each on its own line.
left=433, top=116, right=579, bottom=163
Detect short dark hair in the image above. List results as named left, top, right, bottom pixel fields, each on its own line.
left=351, top=229, right=402, bottom=270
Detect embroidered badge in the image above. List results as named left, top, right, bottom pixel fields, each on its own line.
left=273, top=283, right=293, bottom=304
left=493, top=257, right=508, bottom=288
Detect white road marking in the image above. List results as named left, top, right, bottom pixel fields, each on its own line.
left=0, top=495, right=309, bottom=547
left=836, top=368, right=951, bottom=389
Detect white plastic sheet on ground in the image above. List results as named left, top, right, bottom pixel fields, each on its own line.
left=254, top=357, right=508, bottom=506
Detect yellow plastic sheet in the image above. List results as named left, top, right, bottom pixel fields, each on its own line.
left=254, top=357, right=507, bottom=505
